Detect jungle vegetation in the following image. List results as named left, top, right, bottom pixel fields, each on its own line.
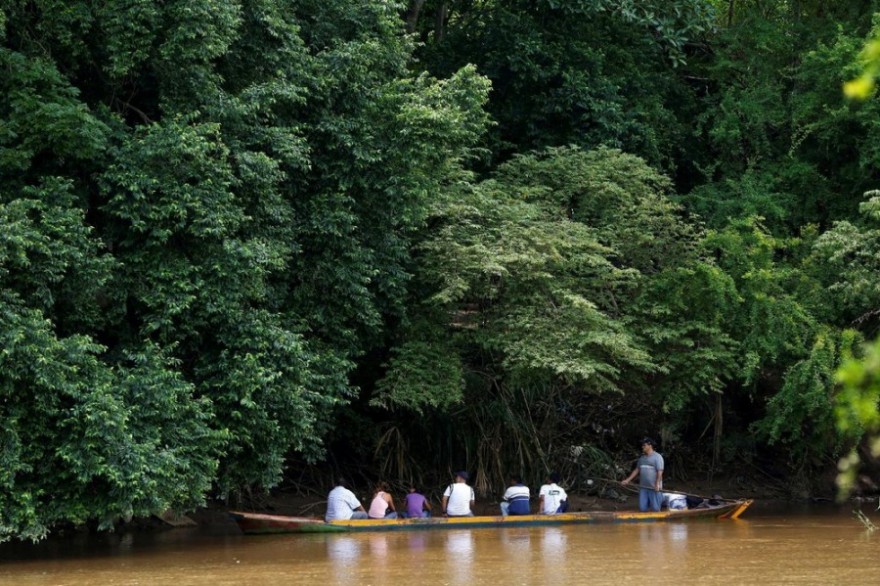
left=2, top=0, right=880, bottom=541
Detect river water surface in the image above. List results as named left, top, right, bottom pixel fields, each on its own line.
left=2, top=504, right=878, bottom=585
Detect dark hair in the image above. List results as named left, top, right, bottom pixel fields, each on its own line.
left=549, top=472, right=561, bottom=484
left=336, top=477, right=348, bottom=487
left=510, top=474, right=522, bottom=484
left=375, top=481, right=389, bottom=493
left=641, top=437, right=655, bottom=447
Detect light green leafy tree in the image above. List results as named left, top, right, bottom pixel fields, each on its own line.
left=374, top=149, right=657, bottom=482
left=491, top=147, right=742, bottom=421
left=835, top=337, right=880, bottom=497
left=374, top=146, right=756, bottom=482
left=813, top=191, right=880, bottom=496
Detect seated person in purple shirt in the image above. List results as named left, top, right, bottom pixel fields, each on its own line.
left=403, top=485, right=432, bottom=518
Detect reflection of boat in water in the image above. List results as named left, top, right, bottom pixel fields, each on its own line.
left=326, top=536, right=361, bottom=563
left=445, top=530, right=474, bottom=556
left=541, top=527, right=566, bottom=561
left=230, top=499, right=752, bottom=535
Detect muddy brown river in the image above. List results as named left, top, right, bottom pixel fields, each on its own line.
left=2, top=504, right=878, bottom=585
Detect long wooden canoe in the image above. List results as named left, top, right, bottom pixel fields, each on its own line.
left=230, top=499, right=752, bottom=535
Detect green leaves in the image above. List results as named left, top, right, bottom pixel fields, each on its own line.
left=415, top=0, right=700, bottom=166
left=104, top=121, right=240, bottom=243
left=1, top=0, right=492, bottom=538
left=382, top=147, right=662, bottom=414
left=809, top=214, right=880, bottom=327
left=373, top=338, right=465, bottom=412
left=758, top=328, right=860, bottom=456
left=834, top=335, right=880, bottom=498
left=0, top=48, right=110, bottom=177
left=0, top=295, right=220, bottom=542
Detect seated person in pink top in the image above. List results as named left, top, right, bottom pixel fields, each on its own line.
left=368, top=481, right=398, bottom=519
left=403, top=485, right=432, bottom=518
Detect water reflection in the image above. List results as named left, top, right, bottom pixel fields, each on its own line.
left=326, top=535, right=361, bottom=564
left=368, top=533, right=389, bottom=558
left=399, top=532, right=429, bottom=570
left=541, top=527, right=567, bottom=562
left=3, top=512, right=880, bottom=586
left=635, top=522, right=692, bottom=567
left=445, top=530, right=474, bottom=585
left=537, top=527, right=569, bottom=584
left=500, top=527, right=531, bottom=555
left=445, top=530, right=474, bottom=557
left=668, top=523, right=688, bottom=543
left=406, top=531, right=428, bottom=552
left=638, top=523, right=665, bottom=560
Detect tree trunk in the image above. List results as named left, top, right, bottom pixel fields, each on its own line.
left=404, top=0, right=426, bottom=34
left=435, top=2, right=448, bottom=42
left=713, top=393, right=723, bottom=465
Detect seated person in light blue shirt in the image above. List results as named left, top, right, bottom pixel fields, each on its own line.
left=325, top=477, right=369, bottom=521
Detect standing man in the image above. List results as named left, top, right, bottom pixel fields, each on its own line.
left=621, top=437, right=664, bottom=512
left=442, top=471, right=475, bottom=517
left=325, top=477, right=369, bottom=521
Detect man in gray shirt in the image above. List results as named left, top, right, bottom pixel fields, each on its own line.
left=621, top=437, right=664, bottom=512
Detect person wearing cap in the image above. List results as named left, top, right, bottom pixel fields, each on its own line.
left=621, top=437, right=665, bottom=512
left=442, top=471, right=475, bottom=517
left=500, top=475, right=531, bottom=516
left=537, top=472, right=568, bottom=515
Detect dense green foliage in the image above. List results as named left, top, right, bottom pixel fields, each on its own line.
left=0, top=0, right=488, bottom=541
left=3, top=0, right=880, bottom=540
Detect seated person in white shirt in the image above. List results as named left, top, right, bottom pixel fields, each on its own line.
left=663, top=492, right=688, bottom=511
left=442, top=471, right=475, bottom=517
left=538, top=472, right=568, bottom=514
left=325, top=477, right=369, bottom=521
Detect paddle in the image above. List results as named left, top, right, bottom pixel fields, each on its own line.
left=592, top=477, right=729, bottom=503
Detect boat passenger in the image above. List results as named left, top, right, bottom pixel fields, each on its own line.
left=326, top=477, right=369, bottom=521
left=621, top=437, right=665, bottom=512
left=663, top=492, right=688, bottom=510
left=402, top=485, right=432, bottom=518
left=537, top=472, right=568, bottom=514
left=500, top=475, right=531, bottom=516
left=368, top=481, right=398, bottom=519
left=442, top=471, right=475, bottom=517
